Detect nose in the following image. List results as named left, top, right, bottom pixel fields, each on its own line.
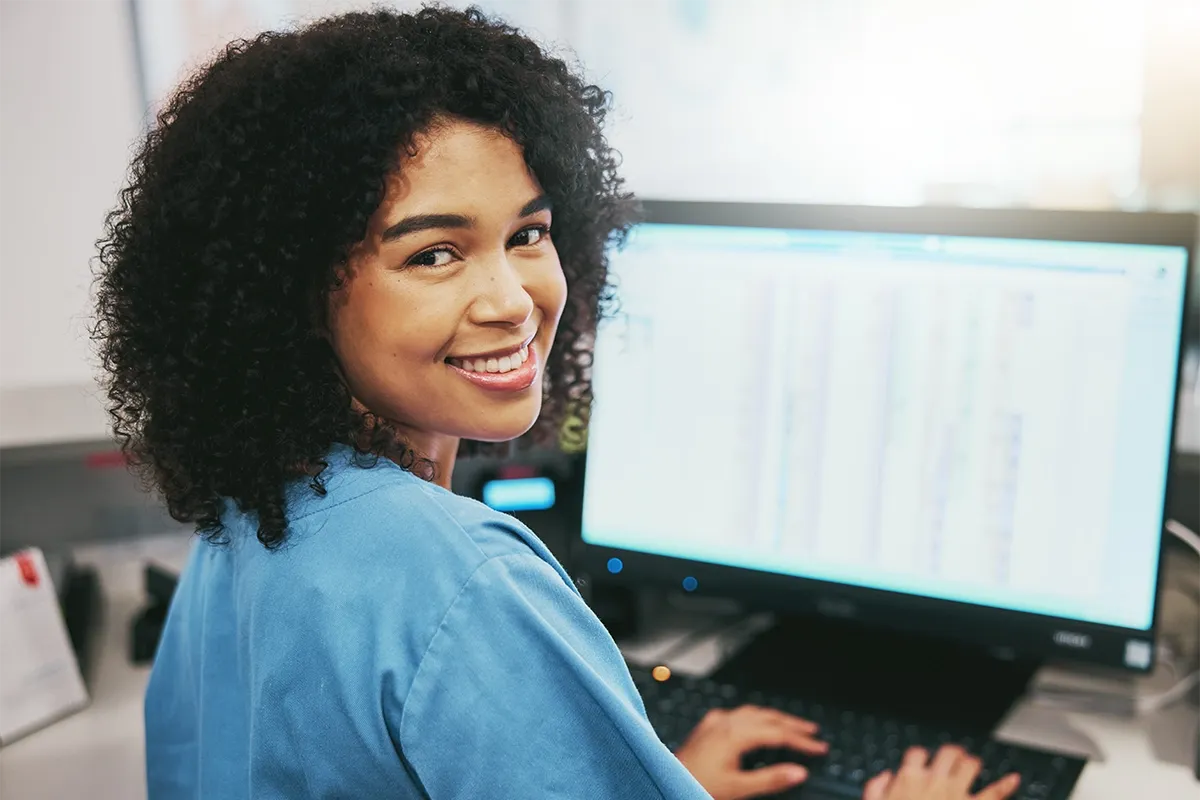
left=468, top=251, right=535, bottom=328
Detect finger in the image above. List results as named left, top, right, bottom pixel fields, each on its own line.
left=697, top=708, right=728, bottom=728
left=975, top=773, right=1022, bottom=800
left=950, top=754, right=982, bottom=792
left=901, top=746, right=930, bottom=771
left=729, top=763, right=808, bottom=800
left=754, top=706, right=821, bottom=735
left=930, top=745, right=965, bottom=777
left=863, top=770, right=893, bottom=800
left=735, top=720, right=829, bottom=754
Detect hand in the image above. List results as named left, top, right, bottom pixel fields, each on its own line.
left=864, top=746, right=1022, bottom=800
left=674, top=705, right=828, bottom=800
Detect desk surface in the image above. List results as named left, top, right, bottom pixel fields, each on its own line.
left=1, top=538, right=1197, bottom=800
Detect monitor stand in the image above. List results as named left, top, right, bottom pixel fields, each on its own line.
left=710, top=614, right=1040, bottom=734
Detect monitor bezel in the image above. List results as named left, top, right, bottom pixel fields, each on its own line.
left=571, top=200, right=1197, bottom=673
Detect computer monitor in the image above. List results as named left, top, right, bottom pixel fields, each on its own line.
left=575, top=201, right=1195, bottom=674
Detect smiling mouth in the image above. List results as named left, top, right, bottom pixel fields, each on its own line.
left=445, top=344, right=531, bottom=375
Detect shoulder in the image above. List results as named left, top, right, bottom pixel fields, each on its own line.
left=285, top=447, right=559, bottom=570
left=220, top=445, right=569, bottom=627
left=194, top=448, right=577, bottom=702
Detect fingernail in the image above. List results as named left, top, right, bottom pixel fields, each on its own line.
left=784, top=765, right=808, bottom=782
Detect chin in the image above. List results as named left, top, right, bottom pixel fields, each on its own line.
left=467, top=426, right=537, bottom=444
left=460, top=405, right=541, bottom=444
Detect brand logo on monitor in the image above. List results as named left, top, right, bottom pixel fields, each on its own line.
left=1053, top=630, right=1092, bottom=649
left=816, top=597, right=856, bottom=619
left=1124, top=639, right=1152, bottom=669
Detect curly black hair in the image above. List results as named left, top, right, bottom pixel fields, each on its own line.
left=93, top=5, right=635, bottom=548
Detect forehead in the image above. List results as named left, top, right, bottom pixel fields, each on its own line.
left=380, top=119, right=541, bottom=217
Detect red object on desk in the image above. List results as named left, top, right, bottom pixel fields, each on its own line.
left=84, top=451, right=128, bottom=469
left=14, top=553, right=39, bottom=588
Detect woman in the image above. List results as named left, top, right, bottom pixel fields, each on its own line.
left=96, top=7, right=1020, bottom=800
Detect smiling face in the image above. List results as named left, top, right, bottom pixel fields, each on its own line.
left=328, top=118, right=567, bottom=464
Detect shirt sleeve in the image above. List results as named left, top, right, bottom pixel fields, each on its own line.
left=394, top=553, right=711, bottom=800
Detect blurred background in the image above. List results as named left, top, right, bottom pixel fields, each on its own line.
left=1, top=0, right=1198, bottom=545
left=0, top=1, right=1197, bottom=797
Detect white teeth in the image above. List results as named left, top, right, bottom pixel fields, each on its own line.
left=449, top=344, right=531, bottom=374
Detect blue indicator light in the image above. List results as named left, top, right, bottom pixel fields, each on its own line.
left=481, top=477, right=556, bottom=511
left=607, top=557, right=624, bottom=574
left=682, top=576, right=698, bottom=592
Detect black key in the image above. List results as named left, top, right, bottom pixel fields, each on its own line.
left=800, top=775, right=865, bottom=798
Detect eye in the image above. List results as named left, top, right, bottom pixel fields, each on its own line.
left=407, top=247, right=458, bottom=268
left=509, top=225, right=551, bottom=248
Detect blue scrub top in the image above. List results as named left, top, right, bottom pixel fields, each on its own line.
left=145, top=445, right=709, bottom=799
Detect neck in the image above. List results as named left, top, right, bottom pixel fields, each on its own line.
left=350, top=401, right=458, bottom=490
left=384, top=426, right=458, bottom=490
left=421, top=435, right=459, bottom=490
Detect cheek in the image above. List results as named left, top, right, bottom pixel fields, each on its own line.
left=536, top=256, right=569, bottom=323
left=330, top=279, right=442, bottom=371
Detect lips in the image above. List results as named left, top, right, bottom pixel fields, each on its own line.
left=445, top=344, right=530, bottom=375
left=445, top=343, right=539, bottom=393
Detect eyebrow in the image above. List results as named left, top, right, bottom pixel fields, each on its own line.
left=380, top=194, right=552, bottom=242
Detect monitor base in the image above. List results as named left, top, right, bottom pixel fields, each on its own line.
left=711, top=614, right=1040, bottom=734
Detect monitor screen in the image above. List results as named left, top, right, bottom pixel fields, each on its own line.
left=580, top=217, right=1189, bottom=634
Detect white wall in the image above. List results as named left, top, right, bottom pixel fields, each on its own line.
left=0, top=0, right=1194, bottom=449
left=0, top=0, right=143, bottom=446
left=1141, top=0, right=1200, bottom=213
